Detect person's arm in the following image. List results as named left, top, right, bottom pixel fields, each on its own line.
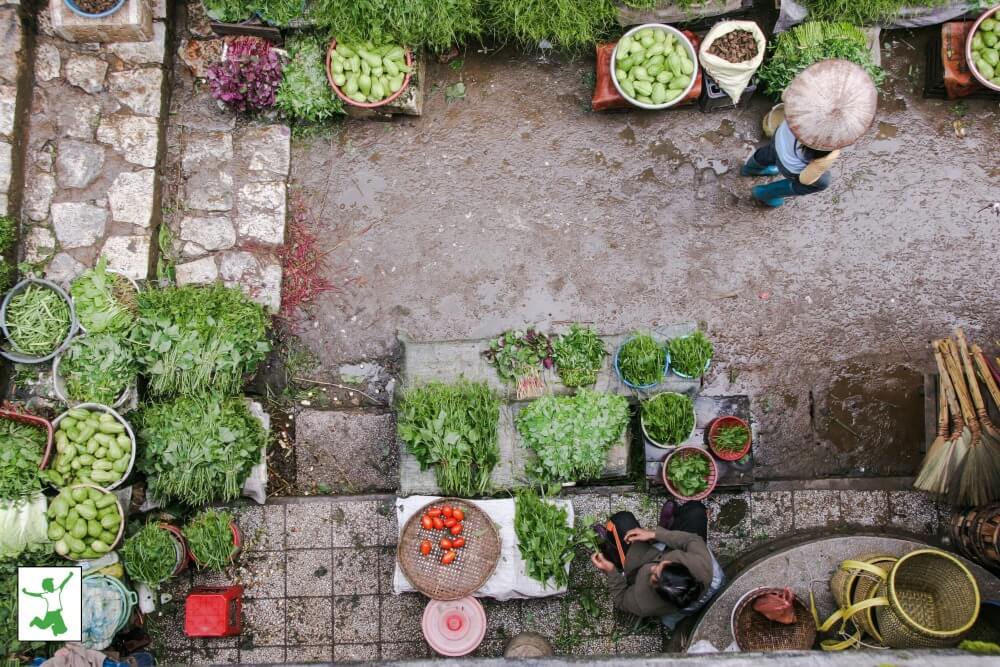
left=58, top=572, right=73, bottom=590
left=653, top=527, right=703, bottom=551
left=21, top=589, right=43, bottom=598
left=604, top=570, right=650, bottom=617
left=799, top=150, right=841, bottom=185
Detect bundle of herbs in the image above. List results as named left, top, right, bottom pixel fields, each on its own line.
left=202, top=0, right=254, bottom=22
left=277, top=34, right=345, bottom=122
left=757, top=21, right=884, bottom=97
left=712, top=423, right=750, bottom=454
left=799, top=0, right=950, bottom=26
left=0, top=418, right=47, bottom=500
left=616, top=332, right=666, bottom=387
left=669, top=331, right=713, bottom=378
left=514, top=487, right=578, bottom=588
left=483, top=0, right=616, bottom=51
left=137, top=394, right=266, bottom=506
left=122, top=523, right=179, bottom=587
left=397, top=381, right=500, bottom=497
left=552, top=324, right=605, bottom=387
left=666, top=450, right=711, bottom=497
left=484, top=328, right=553, bottom=398
left=184, top=509, right=238, bottom=570
left=58, top=334, right=137, bottom=405
left=69, top=257, right=138, bottom=335
left=641, top=392, right=695, bottom=446
left=131, top=284, right=270, bottom=396
left=3, top=283, right=71, bottom=357
left=517, top=389, right=629, bottom=484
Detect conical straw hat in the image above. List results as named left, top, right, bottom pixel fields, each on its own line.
left=784, top=59, right=878, bottom=150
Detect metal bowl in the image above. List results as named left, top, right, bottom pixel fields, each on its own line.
left=611, top=23, right=699, bottom=110
left=966, top=5, right=1000, bottom=93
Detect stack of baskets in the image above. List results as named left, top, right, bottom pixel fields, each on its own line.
left=816, top=548, right=980, bottom=650
left=950, top=504, right=1000, bottom=570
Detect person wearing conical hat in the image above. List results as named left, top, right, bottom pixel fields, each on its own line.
left=741, top=59, right=878, bottom=207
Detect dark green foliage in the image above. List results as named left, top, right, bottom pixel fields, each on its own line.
left=184, top=510, right=238, bottom=570
left=668, top=330, right=713, bottom=378
left=713, top=424, right=750, bottom=453
left=800, top=0, right=949, bottom=26
left=256, top=0, right=303, bottom=26
left=553, top=324, right=605, bottom=387
left=276, top=34, right=345, bottom=122
left=617, top=332, right=666, bottom=386
left=514, top=487, right=577, bottom=588
left=483, top=0, right=616, bottom=50
left=641, top=392, right=695, bottom=446
left=2, top=546, right=62, bottom=661
left=202, top=0, right=254, bottom=22
left=0, top=418, right=47, bottom=500
left=0, top=216, right=16, bottom=253
left=122, top=523, right=179, bottom=587
left=59, top=333, right=137, bottom=405
left=666, top=450, right=710, bottom=496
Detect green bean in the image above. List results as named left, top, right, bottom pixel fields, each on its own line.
left=5, top=285, right=71, bottom=355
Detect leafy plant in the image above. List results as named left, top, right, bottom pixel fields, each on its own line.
left=137, top=394, right=266, bottom=506
left=484, top=328, right=553, bottom=383
left=713, top=423, right=750, bottom=453
left=757, top=21, right=885, bottom=97
left=484, top=0, right=616, bottom=50
left=202, top=0, right=254, bottom=22
left=397, top=381, right=500, bottom=497
left=0, top=418, right=47, bottom=500
left=553, top=324, right=605, bottom=387
left=668, top=331, right=713, bottom=378
left=641, top=392, right=694, bottom=446
left=69, top=257, right=138, bottom=335
left=800, top=0, right=949, bottom=25
left=517, top=389, right=629, bottom=483
left=514, top=487, right=578, bottom=588
left=122, top=523, right=179, bottom=587
left=0, top=216, right=15, bottom=293
left=184, top=510, right=238, bottom=570
left=131, top=284, right=270, bottom=397
left=276, top=34, right=345, bottom=123
left=617, top=332, right=665, bottom=386
left=666, top=450, right=710, bottom=497
left=255, top=0, right=303, bottom=25
left=4, top=284, right=71, bottom=356
left=208, top=37, right=284, bottom=111
left=58, top=334, right=137, bottom=405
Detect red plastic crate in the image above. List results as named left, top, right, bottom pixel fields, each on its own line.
left=184, top=585, right=243, bottom=637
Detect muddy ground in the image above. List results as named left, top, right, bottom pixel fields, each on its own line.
left=288, top=28, right=1000, bottom=481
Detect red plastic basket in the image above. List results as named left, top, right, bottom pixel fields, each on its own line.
left=184, top=585, right=242, bottom=637
left=662, top=446, right=718, bottom=501
left=0, top=406, right=54, bottom=470
left=708, top=415, right=752, bottom=461
left=325, top=39, right=414, bottom=108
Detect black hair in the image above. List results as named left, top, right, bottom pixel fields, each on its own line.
left=655, top=563, right=703, bottom=608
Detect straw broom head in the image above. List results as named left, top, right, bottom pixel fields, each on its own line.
left=914, top=360, right=950, bottom=494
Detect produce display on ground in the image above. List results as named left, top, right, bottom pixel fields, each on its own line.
left=970, top=14, right=1000, bottom=87
left=666, top=449, right=712, bottom=497
left=668, top=330, right=714, bottom=378
left=69, top=258, right=137, bottom=335
left=616, top=332, right=667, bottom=387
left=0, top=418, right=47, bottom=500
left=137, top=394, right=266, bottom=506
left=328, top=41, right=411, bottom=105
left=416, top=503, right=468, bottom=565
left=707, top=28, right=759, bottom=62
left=208, top=37, right=284, bottom=112
left=122, top=523, right=180, bottom=588
left=57, top=334, right=137, bottom=405
left=3, top=283, right=72, bottom=358
left=48, top=408, right=132, bottom=490
left=483, top=328, right=554, bottom=396
left=713, top=423, right=751, bottom=454
left=517, top=389, right=630, bottom=483
left=799, top=0, right=954, bottom=26
left=183, top=509, right=238, bottom=571
left=514, top=487, right=578, bottom=588
left=642, top=392, right=696, bottom=446
left=397, top=381, right=500, bottom=497
left=614, top=26, right=696, bottom=106
left=277, top=34, right=345, bottom=122
left=552, top=324, right=606, bottom=387
left=0, top=494, right=48, bottom=559
left=47, top=486, right=123, bottom=560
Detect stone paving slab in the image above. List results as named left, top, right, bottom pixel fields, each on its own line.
left=295, top=410, right=398, bottom=494
left=0, top=4, right=27, bottom=216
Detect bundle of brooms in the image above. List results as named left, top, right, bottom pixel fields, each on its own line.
left=916, top=330, right=1000, bottom=506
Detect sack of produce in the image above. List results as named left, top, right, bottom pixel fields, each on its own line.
left=698, top=20, right=766, bottom=104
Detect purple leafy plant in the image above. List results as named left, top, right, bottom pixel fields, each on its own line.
left=208, top=37, right=284, bottom=112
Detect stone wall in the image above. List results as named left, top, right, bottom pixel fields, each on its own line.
left=0, top=1, right=29, bottom=218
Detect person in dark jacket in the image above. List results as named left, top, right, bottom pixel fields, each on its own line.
left=590, top=501, right=724, bottom=627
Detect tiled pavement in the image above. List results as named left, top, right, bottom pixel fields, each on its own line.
left=153, top=488, right=945, bottom=663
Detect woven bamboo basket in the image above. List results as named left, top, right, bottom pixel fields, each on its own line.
left=972, top=503, right=1000, bottom=564
left=831, top=553, right=894, bottom=610
left=732, top=588, right=816, bottom=651
left=850, top=557, right=897, bottom=645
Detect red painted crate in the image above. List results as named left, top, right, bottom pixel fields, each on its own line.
left=184, top=585, right=242, bottom=637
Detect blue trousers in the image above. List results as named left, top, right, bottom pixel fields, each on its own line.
left=752, top=142, right=831, bottom=196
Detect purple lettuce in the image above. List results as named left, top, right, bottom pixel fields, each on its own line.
left=208, top=39, right=284, bottom=112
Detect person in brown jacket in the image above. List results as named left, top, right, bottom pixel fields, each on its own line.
left=590, top=501, right=724, bottom=629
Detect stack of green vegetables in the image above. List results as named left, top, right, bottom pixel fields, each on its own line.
left=202, top=0, right=305, bottom=26
left=47, top=486, right=123, bottom=560
left=514, top=488, right=578, bottom=588
left=328, top=42, right=411, bottom=105
left=277, top=34, right=345, bottom=122
left=641, top=392, right=695, bottom=446
left=614, top=26, right=696, bottom=106
left=517, top=389, right=629, bottom=483
left=552, top=324, right=605, bottom=387
left=397, top=381, right=500, bottom=497
left=137, top=394, right=266, bottom=506
left=3, top=283, right=72, bottom=358
left=666, top=450, right=711, bottom=497
left=0, top=418, right=48, bottom=501
left=669, top=331, right=713, bottom=378
left=47, top=408, right=132, bottom=489
left=58, top=334, right=137, bottom=405
left=69, top=258, right=137, bottom=335
left=122, top=523, right=180, bottom=588
left=617, top=332, right=666, bottom=387
left=184, top=509, right=238, bottom=571
left=798, top=0, right=952, bottom=26
left=757, top=21, right=884, bottom=97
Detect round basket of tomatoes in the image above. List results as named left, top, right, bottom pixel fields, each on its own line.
left=397, top=498, right=501, bottom=601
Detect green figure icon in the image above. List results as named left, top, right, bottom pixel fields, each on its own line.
left=22, top=572, right=74, bottom=636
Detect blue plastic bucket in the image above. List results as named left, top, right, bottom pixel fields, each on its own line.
left=613, top=335, right=669, bottom=390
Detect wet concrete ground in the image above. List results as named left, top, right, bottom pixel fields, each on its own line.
left=290, top=29, right=1000, bottom=481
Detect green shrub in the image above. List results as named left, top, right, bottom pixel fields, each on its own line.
left=0, top=216, right=16, bottom=253
left=276, top=34, right=345, bottom=123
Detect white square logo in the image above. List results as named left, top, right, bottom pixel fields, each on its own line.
left=17, top=567, right=82, bottom=642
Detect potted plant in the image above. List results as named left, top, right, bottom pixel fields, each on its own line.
left=641, top=392, right=696, bottom=448
left=662, top=447, right=717, bottom=501
left=1, top=278, right=78, bottom=364
left=63, top=0, right=127, bottom=19
left=614, top=331, right=667, bottom=389
left=122, top=522, right=188, bottom=588
left=552, top=324, right=606, bottom=388
left=183, top=509, right=242, bottom=570
left=668, top=330, right=713, bottom=379
left=708, top=416, right=751, bottom=461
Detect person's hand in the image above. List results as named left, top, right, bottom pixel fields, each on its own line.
left=591, top=552, right=615, bottom=573
left=624, top=528, right=656, bottom=544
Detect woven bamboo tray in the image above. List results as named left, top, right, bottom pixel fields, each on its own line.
left=397, top=498, right=501, bottom=601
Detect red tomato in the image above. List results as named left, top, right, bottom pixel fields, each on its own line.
left=426, top=507, right=442, bottom=517
left=421, top=515, right=434, bottom=530
left=432, top=517, right=445, bottom=531
left=441, top=550, right=457, bottom=565
left=420, top=540, right=431, bottom=556
left=450, top=523, right=463, bottom=536
left=442, top=506, right=454, bottom=518
left=453, top=508, right=465, bottom=521
left=452, top=537, right=465, bottom=549
left=444, top=518, right=457, bottom=528
left=440, top=538, right=453, bottom=550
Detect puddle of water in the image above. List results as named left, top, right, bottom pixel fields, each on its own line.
left=699, top=119, right=736, bottom=145
left=875, top=122, right=899, bottom=140
left=716, top=498, right=748, bottom=531
left=619, top=126, right=636, bottom=145
left=649, top=138, right=685, bottom=161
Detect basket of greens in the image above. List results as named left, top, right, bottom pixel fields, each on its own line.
left=47, top=483, right=125, bottom=560
left=614, top=332, right=668, bottom=390
left=1, top=278, right=78, bottom=363
left=552, top=324, right=606, bottom=388
left=662, top=446, right=716, bottom=501
left=641, top=392, right=696, bottom=448
left=122, top=522, right=188, bottom=587
left=49, top=405, right=136, bottom=491
left=183, top=509, right=241, bottom=570
left=69, top=258, right=140, bottom=335
left=668, top=331, right=713, bottom=379
left=0, top=409, right=53, bottom=501
left=708, top=416, right=751, bottom=461
left=52, top=334, right=137, bottom=408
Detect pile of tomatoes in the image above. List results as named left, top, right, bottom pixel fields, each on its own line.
left=418, top=504, right=466, bottom=566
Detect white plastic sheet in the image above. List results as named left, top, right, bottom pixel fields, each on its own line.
left=392, top=495, right=574, bottom=601
left=699, top=21, right=766, bottom=104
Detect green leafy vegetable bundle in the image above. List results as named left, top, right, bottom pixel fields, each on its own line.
left=514, top=487, right=576, bottom=588
left=397, top=381, right=500, bottom=497
left=713, top=423, right=750, bottom=453
left=277, top=34, right=346, bottom=122
left=517, top=389, right=629, bottom=483
left=799, top=0, right=949, bottom=26
left=483, top=0, right=616, bottom=51
left=668, top=331, right=713, bottom=378
left=666, top=450, right=711, bottom=497
left=757, top=21, right=885, bottom=97
left=0, top=216, right=16, bottom=293
left=617, top=332, right=666, bottom=387
left=184, top=509, right=238, bottom=571
left=69, top=257, right=138, bottom=335
left=132, top=284, right=270, bottom=396
left=0, top=418, right=47, bottom=500
left=484, top=328, right=554, bottom=383
left=58, top=334, right=137, bottom=405
left=122, top=523, right=180, bottom=587
left=641, top=392, right=695, bottom=446
left=137, top=394, right=266, bottom=506
left=4, top=284, right=71, bottom=357
left=553, top=324, right=605, bottom=387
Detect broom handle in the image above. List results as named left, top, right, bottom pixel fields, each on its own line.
left=955, top=329, right=991, bottom=421
left=972, top=345, right=1000, bottom=411
left=936, top=366, right=949, bottom=437
left=938, top=339, right=978, bottom=429
left=934, top=343, right=963, bottom=432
